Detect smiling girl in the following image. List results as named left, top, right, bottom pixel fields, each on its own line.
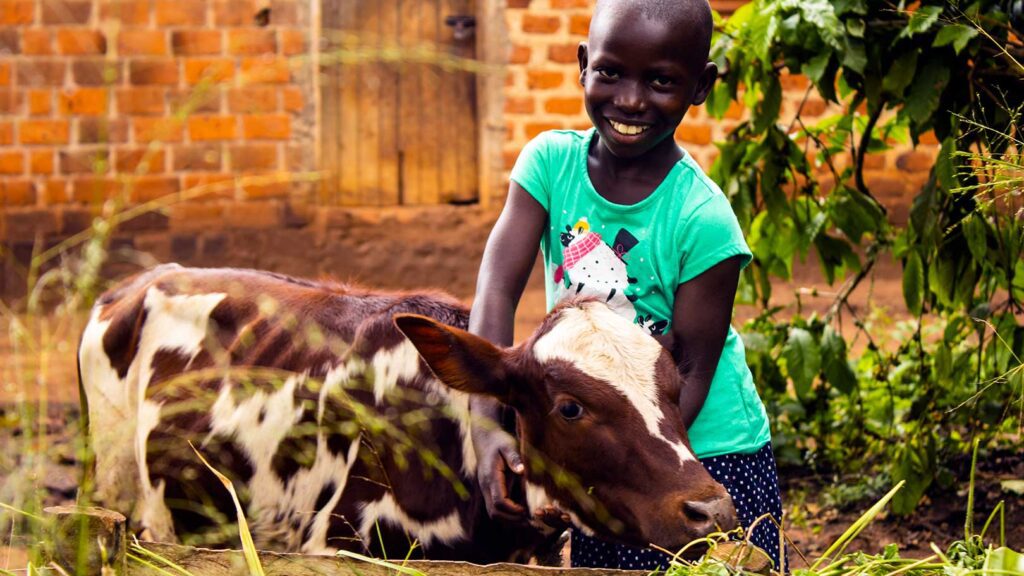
left=466, top=0, right=784, bottom=570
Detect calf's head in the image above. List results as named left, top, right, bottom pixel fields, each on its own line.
left=395, top=300, right=736, bottom=551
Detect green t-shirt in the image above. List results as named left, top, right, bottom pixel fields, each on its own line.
left=510, top=128, right=770, bottom=458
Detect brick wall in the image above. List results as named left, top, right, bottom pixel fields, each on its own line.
left=0, top=0, right=316, bottom=238
left=501, top=0, right=939, bottom=224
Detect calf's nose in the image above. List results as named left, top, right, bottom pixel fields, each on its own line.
left=682, top=495, right=738, bottom=535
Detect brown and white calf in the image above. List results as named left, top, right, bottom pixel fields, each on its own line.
left=78, top=264, right=736, bottom=562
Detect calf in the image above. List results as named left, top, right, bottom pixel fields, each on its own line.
left=78, top=264, right=736, bottom=562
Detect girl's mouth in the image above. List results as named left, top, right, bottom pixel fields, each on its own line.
left=608, top=120, right=649, bottom=136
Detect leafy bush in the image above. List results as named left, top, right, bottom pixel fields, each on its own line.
left=708, top=0, right=1023, bottom=512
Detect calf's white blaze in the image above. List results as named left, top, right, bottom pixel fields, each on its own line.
left=370, top=339, right=424, bottom=404
left=532, top=303, right=696, bottom=466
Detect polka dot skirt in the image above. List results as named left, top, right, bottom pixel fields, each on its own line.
left=571, top=442, right=785, bottom=570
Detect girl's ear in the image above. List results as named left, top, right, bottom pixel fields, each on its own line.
left=577, top=42, right=588, bottom=85
left=691, top=61, right=718, bottom=106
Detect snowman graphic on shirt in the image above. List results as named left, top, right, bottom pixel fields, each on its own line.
left=554, top=218, right=640, bottom=319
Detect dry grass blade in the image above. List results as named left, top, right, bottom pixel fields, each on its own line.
left=188, top=441, right=265, bottom=576
left=810, top=480, right=906, bottom=571
left=335, top=549, right=426, bottom=576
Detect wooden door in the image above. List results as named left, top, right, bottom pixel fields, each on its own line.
left=321, top=0, right=479, bottom=206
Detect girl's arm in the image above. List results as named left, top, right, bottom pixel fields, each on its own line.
left=468, top=180, right=547, bottom=522
left=667, top=255, right=744, bottom=427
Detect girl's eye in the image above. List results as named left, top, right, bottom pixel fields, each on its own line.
left=558, top=401, right=584, bottom=420
left=596, top=68, right=619, bottom=79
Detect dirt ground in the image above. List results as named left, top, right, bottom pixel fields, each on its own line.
left=1, top=256, right=1021, bottom=571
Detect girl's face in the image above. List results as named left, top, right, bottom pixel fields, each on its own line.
left=578, top=8, right=716, bottom=160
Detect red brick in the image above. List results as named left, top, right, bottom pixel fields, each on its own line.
left=224, top=200, right=282, bottom=228
left=71, top=176, right=118, bottom=204
left=267, top=0, right=297, bottom=25
left=172, top=30, right=222, bottom=56
left=526, top=70, right=563, bottom=90
left=78, top=117, right=129, bottom=143
left=569, top=14, right=591, bottom=36
left=780, top=73, right=809, bottom=91
left=130, top=60, right=179, bottom=85
left=173, top=144, right=222, bottom=171
left=115, top=148, right=166, bottom=174
left=896, top=150, right=933, bottom=173
left=548, top=44, right=579, bottom=64
left=0, top=90, right=17, bottom=114
left=99, top=1, right=151, bottom=25
left=242, top=114, right=289, bottom=139
left=1, top=181, right=37, bottom=207
left=801, top=97, right=827, bottom=117
left=242, top=179, right=289, bottom=200
left=279, top=29, right=306, bottom=56
left=184, top=58, right=234, bottom=85
left=58, top=88, right=109, bottom=115
left=0, top=62, right=8, bottom=86
left=180, top=173, right=234, bottom=199
left=42, top=1, right=92, bottom=24
left=128, top=175, right=180, bottom=202
left=227, top=86, right=276, bottom=113
left=863, top=153, right=886, bottom=170
left=864, top=173, right=907, bottom=199
left=507, top=0, right=531, bottom=7
left=544, top=96, right=581, bottom=115
left=60, top=148, right=110, bottom=174
left=240, top=57, right=289, bottom=84
left=0, top=28, right=18, bottom=54
left=20, top=119, right=70, bottom=144
left=43, top=180, right=68, bottom=203
left=675, top=123, right=712, bottom=145
left=213, top=0, right=256, bottom=26
left=169, top=88, right=220, bottom=114
left=551, top=0, right=589, bottom=7
left=72, top=59, right=122, bottom=85
left=919, top=130, right=939, bottom=145
left=154, top=0, right=205, bottom=26
left=118, top=29, right=168, bottom=56
left=22, top=29, right=52, bottom=55
left=0, top=151, right=24, bottom=174
left=281, top=87, right=302, bottom=112
left=117, top=87, right=165, bottom=115
left=0, top=121, right=13, bottom=145
left=133, top=117, right=184, bottom=142
left=188, top=115, right=237, bottom=141
left=16, top=60, right=65, bottom=86
left=30, top=150, right=54, bottom=174
left=56, top=28, right=106, bottom=55
left=228, top=29, right=275, bottom=55
left=228, top=144, right=276, bottom=170
left=0, top=2, right=35, bottom=25
left=521, top=14, right=560, bottom=34
left=508, top=44, right=530, bottom=65
left=525, top=122, right=560, bottom=139
left=169, top=201, right=226, bottom=229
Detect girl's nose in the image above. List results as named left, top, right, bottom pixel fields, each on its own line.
left=613, top=81, right=647, bottom=114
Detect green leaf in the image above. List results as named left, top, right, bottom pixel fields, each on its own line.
left=905, top=59, right=951, bottom=125
left=706, top=81, right=732, bottom=119
left=814, top=233, right=859, bottom=285
left=935, top=137, right=957, bottom=189
left=983, top=547, right=1024, bottom=573
left=832, top=187, right=885, bottom=243
left=903, top=250, right=924, bottom=316
left=803, top=52, right=831, bottom=85
left=842, top=37, right=867, bottom=75
left=882, top=50, right=918, bottom=99
left=897, top=5, right=944, bottom=40
left=753, top=75, right=782, bottom=133
left=821, top=326, right=857, bottom=394
left=783, top=327, right=821, bottom=400
left=962, top=214, right=988, bottom=263
left=933, top=23, right=979, bottom=54
left=846, top=17, right=865, bottom=38
left=929, top=254, right=957, bottom=308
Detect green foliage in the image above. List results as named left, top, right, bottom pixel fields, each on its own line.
left=710, top=0, right=1024, bottom=512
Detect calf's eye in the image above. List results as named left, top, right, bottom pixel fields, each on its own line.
left=558, top=401, right=584, bottom=421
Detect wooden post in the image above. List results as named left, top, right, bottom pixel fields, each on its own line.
left=44, top=505, right=127, bottom=576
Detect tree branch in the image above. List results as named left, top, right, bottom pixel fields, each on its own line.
left=855, top=98, right=889, bottom=215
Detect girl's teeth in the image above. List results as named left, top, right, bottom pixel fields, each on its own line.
left=609, top=121, right=648, bottom=136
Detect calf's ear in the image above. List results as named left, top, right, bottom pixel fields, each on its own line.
left=393, top=314, right=510, bottom=400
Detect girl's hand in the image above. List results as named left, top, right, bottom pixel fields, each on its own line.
left=472, top=424, right=528, bottom=522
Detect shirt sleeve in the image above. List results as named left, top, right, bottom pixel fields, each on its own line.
left=677, top=192, right=753, bottom=284
left=509, top=132, right=551, bottom=210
